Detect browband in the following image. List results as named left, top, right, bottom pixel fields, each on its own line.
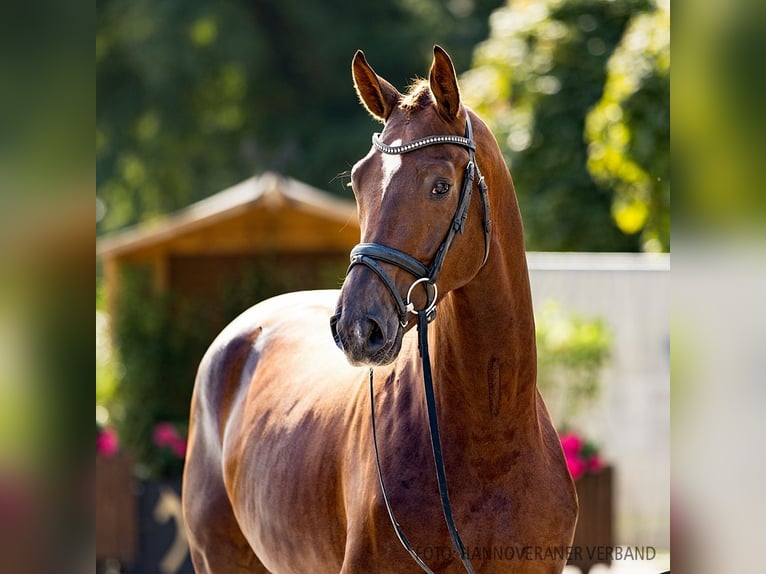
left=372, top=133, right=476, bottom=155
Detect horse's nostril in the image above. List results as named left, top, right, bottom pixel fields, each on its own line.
left=366, top=317, right=385, bottom=352
left=335, top=308, right=395, bottom=365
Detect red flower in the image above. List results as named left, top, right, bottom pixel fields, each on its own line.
left=153, top=422, right=180, bottom=448
left=560, top=431, right=603, bottom=480
left=153, top=422, right=187, bottom=460
left=559, top=432, right=583, bottom=457
left=566, top=454, right=586, bottom=480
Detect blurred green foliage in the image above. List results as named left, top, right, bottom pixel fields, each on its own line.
left=0, top=0, right=91, bottom=220
left=535, top=300, right=611, bottom=428
left=674, top=0, right=766, bottom=234
left=586, top=0, right=669, bottom=251
left=98, top=0, right=669, bottom=251
left=108, top=268, right=187, bottom=479
left=462, top=0, right=668, bottom=251
left=96, top=0, right=503, bottom=234
left=104, top=260, right=323, bottom=478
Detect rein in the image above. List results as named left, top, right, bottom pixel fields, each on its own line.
left=353, top=112, right=490, bottom=574
left=369, top=310, right=474, bottom=574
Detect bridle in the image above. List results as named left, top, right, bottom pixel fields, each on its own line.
left=347, top=111, right=491, bottom=328
left=336, top=110, right=491, bottom=574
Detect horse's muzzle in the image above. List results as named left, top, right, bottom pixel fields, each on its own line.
left=330, top=304, right=403, bottom=367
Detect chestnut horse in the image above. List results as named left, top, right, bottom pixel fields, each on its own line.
left=183, top=46, right=577, bottom=573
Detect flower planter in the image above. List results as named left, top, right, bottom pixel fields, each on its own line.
left=125, top=478, right=195, bottom=574
left=96, top=456, right=193, bottom=573
left=567, top=465, right=614, bottom=574
left=96, top=454, right=138, bottom=567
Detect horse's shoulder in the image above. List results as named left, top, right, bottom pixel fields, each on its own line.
left=194, top=290, right=339, bottom=422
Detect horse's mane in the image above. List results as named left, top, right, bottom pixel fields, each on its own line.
left=400, top=79, right=433, bottom=111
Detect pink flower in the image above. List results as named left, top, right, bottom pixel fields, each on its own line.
left=559, top=432, right=583, bottom=457
left=169, top=437, right=187, bottom=459
left=560, top=431, right=604, bottom=480
left=153, top=423, right=180, bottom=448
left=153, top=422, right=188, bottom=459
left=96, top=428, right=119, bottom=457
left=566, top=454, right=586, bottom=480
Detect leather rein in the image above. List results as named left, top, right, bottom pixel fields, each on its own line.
left=348, top=112, right=491, bottom=574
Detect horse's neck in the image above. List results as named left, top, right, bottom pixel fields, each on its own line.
left=430, top=198, right=539, bottom=433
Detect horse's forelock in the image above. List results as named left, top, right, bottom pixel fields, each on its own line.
left=399, top=79, right=433, bottom=112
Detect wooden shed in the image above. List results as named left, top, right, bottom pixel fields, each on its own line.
left=98, top=171, right=360, bottom=312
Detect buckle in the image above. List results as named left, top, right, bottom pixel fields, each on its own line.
left=405, top=278, right=438, bottom=319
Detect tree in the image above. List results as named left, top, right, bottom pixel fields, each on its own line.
left=585, top=0, right=669, bottom=252
left=96, top=0, right=503, bottom=234
left=462, top=0, right=661, bottom=251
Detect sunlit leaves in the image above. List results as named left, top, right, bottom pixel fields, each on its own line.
left=586, top=1, right=669, bottom=251
left=463, top=0, right=662, bottom=252
left=189, top=16, right=218, bottom=48
left=97, top=0, right=504, bottom=235
left=536, top=300, right=611, bottom=426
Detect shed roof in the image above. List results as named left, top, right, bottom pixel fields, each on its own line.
left=97, top=172, right=359, bottom=260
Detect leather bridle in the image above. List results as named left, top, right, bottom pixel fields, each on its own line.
left=336, top=111, right=492, bottom=574
left=347, top=112, right=491, bottom=328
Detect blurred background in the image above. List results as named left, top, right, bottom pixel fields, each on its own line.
left=22, top=0, right=766, bottom=569
left=93, top=0, right=671, bottom=572
left=19, top=0, right=766, bottom=569
left=96, top=0, right=669, bottom=253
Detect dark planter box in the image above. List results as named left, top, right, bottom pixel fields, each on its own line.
left=568, top=466, right=614, bottom=574
left=96, top=455, right=138, bottom=567
left=124, top=478, right=194, bottom=574
left=96, top=458, right=193, bottom=574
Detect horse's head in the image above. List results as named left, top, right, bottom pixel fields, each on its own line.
left=331, top=46, right=492, bottom=367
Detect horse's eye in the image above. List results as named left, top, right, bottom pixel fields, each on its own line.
left=432, top=182, right=451, bottom=195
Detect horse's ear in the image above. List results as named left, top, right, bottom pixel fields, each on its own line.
left=352, top=50, right=401, bottom=123
left=429, top=45, right=461, bottom=121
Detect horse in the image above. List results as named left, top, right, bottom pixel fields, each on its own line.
left=182, top=45, right=577, bottom=573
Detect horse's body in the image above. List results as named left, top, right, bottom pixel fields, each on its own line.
left=183, top=47, right=577, bottom=573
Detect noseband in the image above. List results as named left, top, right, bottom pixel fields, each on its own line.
left=339, top=111, right=492, bottom=574
left=348, top=112, right=491, bottom=326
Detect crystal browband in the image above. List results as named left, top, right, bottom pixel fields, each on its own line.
left=372, top=133, right=476, bottom=155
